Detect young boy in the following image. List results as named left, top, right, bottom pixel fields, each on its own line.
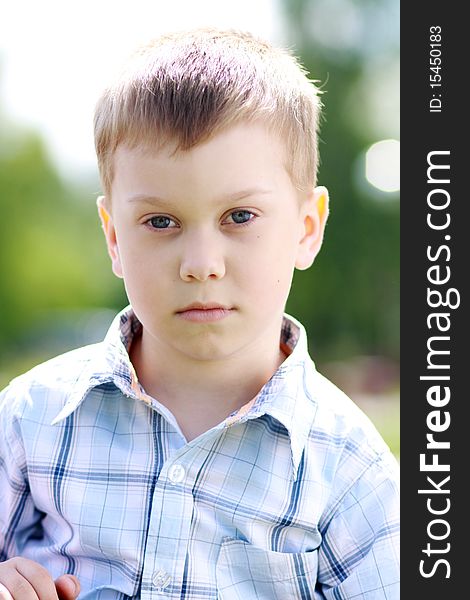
left=0, top=28, right=399, bottom=599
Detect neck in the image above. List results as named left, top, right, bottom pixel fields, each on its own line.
left=130, top=322, right=286, bottom=440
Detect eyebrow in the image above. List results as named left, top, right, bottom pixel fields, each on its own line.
left=127, top=188, right=273, bottom=205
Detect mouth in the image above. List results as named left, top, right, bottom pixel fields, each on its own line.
left=176, top=302, right=234, bottom=323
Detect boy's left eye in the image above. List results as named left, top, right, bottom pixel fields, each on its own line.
left=226, top=210, right=255, bottom=225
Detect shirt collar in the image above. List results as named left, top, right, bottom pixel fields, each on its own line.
left=50, top=307, right=139, bottom=425
left=223, top=313, right=318, bottom=479
left=52, top=306, right=318, bottom=478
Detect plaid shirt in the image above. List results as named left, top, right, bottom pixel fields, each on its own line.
left=0, top=306, right=399, bottom=599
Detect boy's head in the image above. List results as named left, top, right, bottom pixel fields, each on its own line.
left=94, top=28, right=322, bottom=198
left=94, top=29, right=329, bottom=363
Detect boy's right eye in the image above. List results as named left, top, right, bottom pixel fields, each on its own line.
left=147, top=216, right=177, bottom=229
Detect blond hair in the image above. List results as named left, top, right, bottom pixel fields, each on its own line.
left=94, top=28, right=322, bottom=196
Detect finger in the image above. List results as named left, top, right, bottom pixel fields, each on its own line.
left=13, top=559, right=59, bottom=600
left=0, top=581, right=14, bottom=600
left=55, top=575, right=80, bottom=600
left=0, top=566, right=40, bottom=600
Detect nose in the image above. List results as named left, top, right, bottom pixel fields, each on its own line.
left=179, top=229, right=226, bottom=282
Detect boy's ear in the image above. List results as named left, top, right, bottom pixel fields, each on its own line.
left=295, top=186, right=329, bottom=270
left=97, top=196, right=123, bottom=279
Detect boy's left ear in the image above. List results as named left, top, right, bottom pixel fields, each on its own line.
left=295, top=186, right=329, bottom=270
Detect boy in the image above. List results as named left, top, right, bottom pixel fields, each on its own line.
left=0, top=28, right=399, bottom=599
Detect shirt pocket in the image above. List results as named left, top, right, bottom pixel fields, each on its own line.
left=216, top=538, right=319, bottom=600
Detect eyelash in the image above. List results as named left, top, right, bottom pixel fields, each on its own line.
left=145, top=210, right=257, bottom=231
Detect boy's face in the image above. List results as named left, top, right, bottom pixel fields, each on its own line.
left=99, top=122, right=328, bottom=362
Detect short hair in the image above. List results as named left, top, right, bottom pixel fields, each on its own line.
left=94, top=28, right=322, bottom=197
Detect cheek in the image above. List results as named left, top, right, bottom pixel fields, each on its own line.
left=116, top=238, right=162, bottom=297
left=117, top=229, right=164, bottom=273
left=239, top=244, right=294, bottom=304
left=118, top=246, right=146, bottom=285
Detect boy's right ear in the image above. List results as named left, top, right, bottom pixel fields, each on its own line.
left=97, top=196, right=123, bottom=279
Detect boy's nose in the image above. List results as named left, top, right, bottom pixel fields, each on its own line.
left=179, top=232, right=226, bottom=282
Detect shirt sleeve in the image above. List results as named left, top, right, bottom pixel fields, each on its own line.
left=317, top=450, right=400, bottom=599
left=0, top=384, right=43, bottom=561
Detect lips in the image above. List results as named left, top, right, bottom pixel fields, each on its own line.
left=177, top=302, right=230, bottom=312
left=176, top=302, right=234, bottom=323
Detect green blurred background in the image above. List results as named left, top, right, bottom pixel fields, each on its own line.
left=0, top=0, right=399, bottom=457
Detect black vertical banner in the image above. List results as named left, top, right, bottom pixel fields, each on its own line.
left=401, top=2, right=466, bottom=597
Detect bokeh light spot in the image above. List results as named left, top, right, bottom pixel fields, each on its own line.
left=365, top=139, right=400, bottom=193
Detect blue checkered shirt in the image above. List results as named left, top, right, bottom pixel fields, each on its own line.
left=0, top=306, right=399, bottom=599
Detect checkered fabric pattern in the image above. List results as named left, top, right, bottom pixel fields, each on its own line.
left=0, top=306, right=399, bottom=599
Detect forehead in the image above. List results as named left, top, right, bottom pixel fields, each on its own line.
left=111, top=122, right=292, bottom=198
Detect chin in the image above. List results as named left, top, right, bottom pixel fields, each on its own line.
left=175, top=335, right=242, bottom=362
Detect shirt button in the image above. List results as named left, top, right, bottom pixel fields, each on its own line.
left=168, top=463, right=185, bottom=484
left=152, top=569, right=171, bottom=591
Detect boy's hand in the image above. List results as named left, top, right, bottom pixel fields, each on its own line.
left=54, top=574, right=81, bottom=600
left=0, top=558, right=80, bottom=599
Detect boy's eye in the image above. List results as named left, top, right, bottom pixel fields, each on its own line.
left=227, top=210, right=255, bottom=225
left=148, top=216, right=175, bottom=229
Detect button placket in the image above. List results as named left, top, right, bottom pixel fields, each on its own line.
left=141, top=458, right=193, bottom=597
left=141, top=439, right=221, bottom=598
